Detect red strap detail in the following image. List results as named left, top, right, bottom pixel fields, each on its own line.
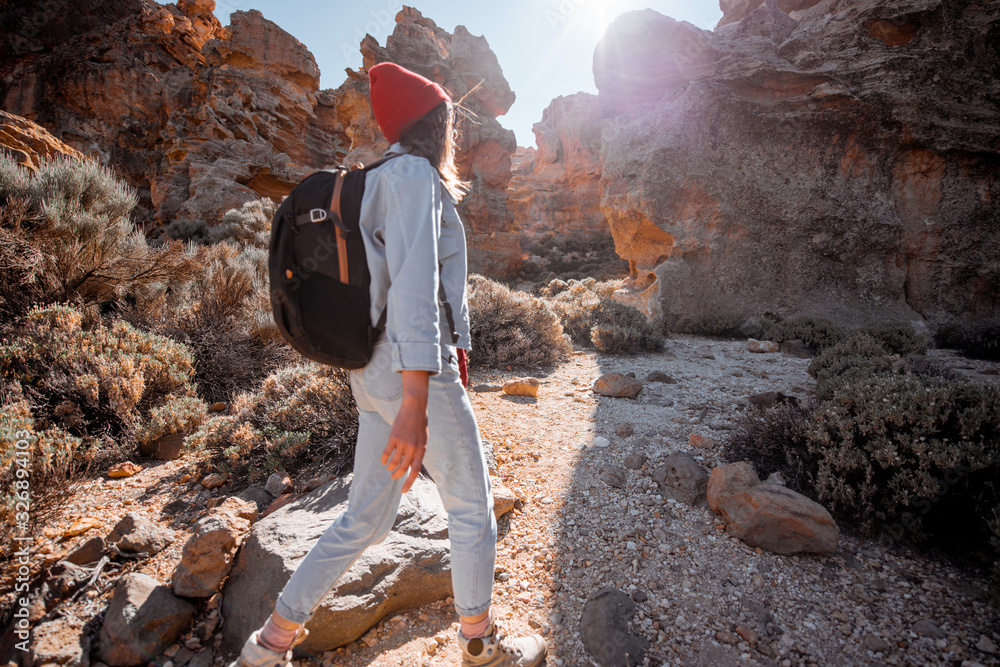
left=457, top=348, right=469, bottom=388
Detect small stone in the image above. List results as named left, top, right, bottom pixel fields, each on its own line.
left=748, top=339, right=780, bottom=353
left=764, top=471, right=787, bottom=486
left=615, top=422, right=634, bottom=437
left=593, top=373, right=644, bottom=399
left=209, top=402, right=228, bottom=412
left=61, top=517, right=102, bottom=539
left=623, top=453, right=648, bottom=470
left=264, top=472, right=293, bottom=497
left=688, top=433, right=714, bottom=449
left=600, top=466, right=628, bottom=489
left=108, top=462, right=142, bottom=478
left=592, top=436, right=611, bottom=449
left=646, top=371, right=678, bottom=384
left=976, top=636, right=997, bottom=654
left=491, top=477, right=516, bottom=519
left=863, top=635, right=892, bottom=653
left=472, top=383, right=504, bottom=393
left=503, top=378, right=540, bottom=397
left=912, top=619, right=945, bottom=640
left=199, top=473, right=228, bottom=490
left=716, top=630, right=740, bottom=645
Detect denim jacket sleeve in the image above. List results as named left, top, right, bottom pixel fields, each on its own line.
left=360, top=154, right=445, bottom=374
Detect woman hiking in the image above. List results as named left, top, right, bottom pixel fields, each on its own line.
left=228, top=62, right=547, bottom=667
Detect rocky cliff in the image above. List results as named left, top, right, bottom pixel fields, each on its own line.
left=0, top=1, right=520, bottom=276
left=593, top=0, right=1000, bottom=327
left=507, top=93, right=608, bottom=250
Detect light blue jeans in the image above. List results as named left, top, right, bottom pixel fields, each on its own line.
left=273, top=337, right=496, bottom=622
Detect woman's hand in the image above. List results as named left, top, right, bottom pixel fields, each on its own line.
left=382, top=370, right=430, bottom=493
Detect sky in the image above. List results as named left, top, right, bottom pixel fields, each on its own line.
left=209, top=1, right=723, bottom=148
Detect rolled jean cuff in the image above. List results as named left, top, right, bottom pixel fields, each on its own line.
left=454, top=598, right=493, bottom=618
left=273, top=597, right=311, bottom=626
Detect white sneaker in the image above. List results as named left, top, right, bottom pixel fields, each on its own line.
left=458, top=622, right=547, bottom=667
left=227, top=628, right=309, bottom=667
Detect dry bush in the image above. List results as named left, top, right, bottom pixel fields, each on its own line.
left=853, top=320, right=928, bottom=356
left=0, top=401, right=80, bottom=527
left=467, top=275, right=571, bottom=368
left=518, top=232, right=629, bottom=283
left=726, top=399, right=818, bottom=495
left=137, top=396, right=210, bottom=450
left=187, top=364, right=358, bottom=483
left=142, top=242, right=294, bottom=402
left=0, top=155, right=195, bottom=318
left=164, top=198, right=276, bottom=250
left=0, top=305, right=197, bottom=448
left=542, top=278, right=626, bottom=346
left=808, top=334, right=894, bottom=400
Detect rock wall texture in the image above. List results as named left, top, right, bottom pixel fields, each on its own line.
left=593, top=0, right=1000, bottom=327
left=507, top=93, right=609, bottom=250
left=0, top=111, right=87, bottom=170
left=0, top=0, right=346, bottom=227
left=0, top=2, right=520, bottom=276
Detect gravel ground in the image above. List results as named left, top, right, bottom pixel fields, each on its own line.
left=3, top=336, right=998, bottom=667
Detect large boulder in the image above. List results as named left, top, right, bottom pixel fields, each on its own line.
left=172, top=510, right=251, bottom=598
left=220, top=475, right=453, bottom=654
left=708, top=463, right=840, bottom=555
left=98, top=574, right=195, bottom=667
left=593, top=0, right=1000, bottom=328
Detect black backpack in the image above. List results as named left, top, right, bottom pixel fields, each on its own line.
left=268, top=156, right=398, bottom=369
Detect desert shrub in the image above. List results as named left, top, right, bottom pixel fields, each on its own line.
left=0, top=402, right=81, bottom=527
left=769, top=316, right=846, bottom=352
left=808, top=334, right=893, bottom=400
left=164, top=198, right=275, bottom=249
left=897, top=354, right=961, bottom=381
left=807, top=374, right=1000, bottom=542
left=589, top=299, right=663, bottom=354
left=853, top=320, right=928, bottom=356
left=0, top=155, right=194, bottom=318
left=519, top=233, right=629, bottom=282
left=0, top=304, right=196, bottom=449
left=726, top=400, right=817, bottom=495
left=187, top=364, right=358, bottom=482
left=467, top=275, right=571, bottom=368
left=675, top=312, right=748, bottom=338
left=935, top=319, right=1000, bottom=361
left=137, top=396, right=209, bottom=450
left=142, top=242, right=293, bottom=402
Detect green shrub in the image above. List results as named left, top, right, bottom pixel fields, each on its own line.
left=187, top=364, right=358, bottom=482
left=935, top=319, right=1000, bottom=361
left=807, top=374, right=1000, bottom=540
left=0, top=155, right=194, bottom=317
left=0, top=304, right=196, bottom=448
left=467, top=275, right=571, bottom=368
left=808, top=334, right=893, bottom=400
left=770, top=316, right=846, bottom=352
left=589, top=300, right=663, bottom=354
left=853, top=320, right=927, bottom=356
left=137, top=396, right=209, bottom=450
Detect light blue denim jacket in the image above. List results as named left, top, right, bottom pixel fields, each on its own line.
left=357, top=143, right=472, bottom=375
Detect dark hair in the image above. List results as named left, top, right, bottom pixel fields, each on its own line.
left=399, top=102, right=468, bottom=202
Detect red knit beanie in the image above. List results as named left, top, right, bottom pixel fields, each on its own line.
left=369, top=62, right=452, bottom=144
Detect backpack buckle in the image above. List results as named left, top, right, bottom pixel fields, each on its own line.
left=309, top=209, right=328, bottom=223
